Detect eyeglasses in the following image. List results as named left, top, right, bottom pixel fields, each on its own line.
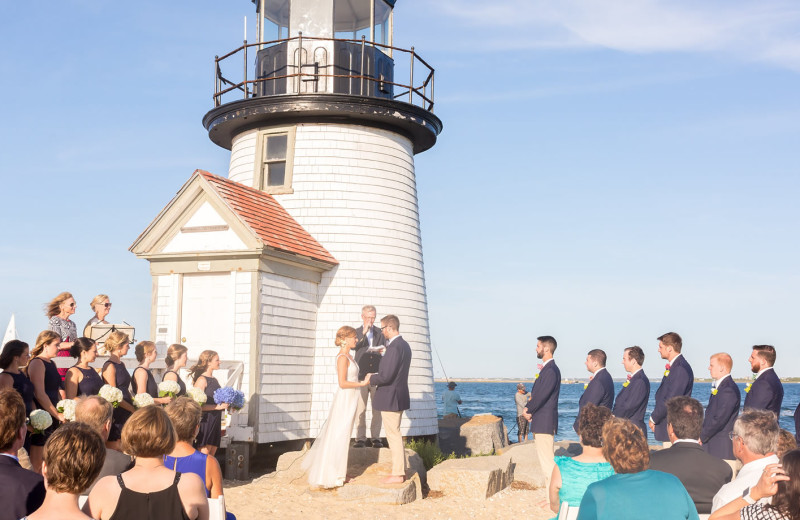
left=103, top=302, right=112, bottom=308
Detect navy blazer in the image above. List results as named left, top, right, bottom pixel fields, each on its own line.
left=0, top=455, right=46, bottom=520
left=354, top=324, right=385, bottom=381
left=701, top=376, right=740, bottom=460
left=743, top=369, right=783, bottom=415
left=613, top=370, right=650, bottom=438
left=651, top=355, right=694, bottom=442
left=574, top=368, right=615, bottom=432
left=525, top=360, right=561, bottom=435
left=794, top=403, right=800, bottom=444
left=370, top=335, right=411, bottom=412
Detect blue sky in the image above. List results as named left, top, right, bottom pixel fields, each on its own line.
left=1, top=1, right=799, bottom=379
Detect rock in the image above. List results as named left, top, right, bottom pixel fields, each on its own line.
left=345, top=447, right=427, bottom=490
left=337, top=471, right=422, bottom=504
left=438, top=415, right=508, bottom=457
left=496, top=440, right=546, bottom=489
left=427, top=455, right=513, bottom=499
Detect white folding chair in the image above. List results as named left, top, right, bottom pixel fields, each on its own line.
left=558, top=501, right=579, bottom=520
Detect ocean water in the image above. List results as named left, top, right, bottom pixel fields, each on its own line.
left=434, top=381, right=800, bottom=443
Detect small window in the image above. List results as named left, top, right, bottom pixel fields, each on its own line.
left=254, top=127, right=295, bottom=194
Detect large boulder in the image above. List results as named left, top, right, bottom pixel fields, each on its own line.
left=427, top=455, right=513, bottom=499
left=438, top=414, right=508, bottom=457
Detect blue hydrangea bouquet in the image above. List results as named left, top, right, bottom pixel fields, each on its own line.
left=213, top=386, right=245, bottom=411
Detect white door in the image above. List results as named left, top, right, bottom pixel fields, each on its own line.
left=180, top=273, right=234, bottom=361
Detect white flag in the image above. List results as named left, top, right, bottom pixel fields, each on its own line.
left=3, top=314, right=18, bottom=345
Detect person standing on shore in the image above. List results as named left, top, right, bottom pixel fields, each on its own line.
left=701, top=353, right=740, bottom=461
left=522, top=335, right=560, bottom=488
left=612, top=346, right=650, bottom=437
left=649, top=332, right=693, bottom=446
left=742, top=344, right=783, bottom=415
left=515, top=383, right=530, bottom=443
left=353, top=305, right=385, bottom=449
left=442, top=382, right=461, bottom=418
left=573, top=349, right=614, bottom=433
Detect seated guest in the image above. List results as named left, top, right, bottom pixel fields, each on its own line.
left=649, top=396, right=732, bottom=514
left=26, top=422, right=106, bottom=520
left=85, top=406, right=208, bottom=520
left=711, top=409, right=780, bottom=513
left=0, top=388, right=45, bottom=519
left=577, top=417, right=699, bottom=520
left=709, top=450, right=800, bottom=520
left=776, top=429, right=797, bottom=459
left=549, top=403, right=615, bottom=516
left=74, top=396, right=132, bottom=494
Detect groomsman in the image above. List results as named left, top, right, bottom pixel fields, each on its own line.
left=613, top=346, right=650, bottom=437
left=701, top=353, right=740, bottom=461
left=573, top=349, right=614, bottom=433
left=795, top=404, right=800, bottom=444
left=743, top=345, right=783, bottom=415
left=522, top=335, right=560, bottom=488
left=649, top=332, right=694, bottom=445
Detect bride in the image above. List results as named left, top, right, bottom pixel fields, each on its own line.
left=303, top=326, right=372, bottom=488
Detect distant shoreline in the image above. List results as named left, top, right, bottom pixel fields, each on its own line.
left=436, top=378, right=800, bottom=384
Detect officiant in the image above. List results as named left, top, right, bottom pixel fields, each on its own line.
left=353, top=305, right=385, bottom=449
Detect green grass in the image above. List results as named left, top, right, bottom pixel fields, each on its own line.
left=405, top=439, right=457, bottom=470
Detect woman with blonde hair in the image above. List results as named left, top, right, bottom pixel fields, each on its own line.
left=85, top=406, right=209, bottom=520
left=45, top=292, right=78, bottom=379
left=83, top=294, right=111, bottom=337
left=101, top=331, right=135, bottom=448
left=302, top=326, right=372, bottom=488
left=27, top=330, right=66, bottom=473
left=189, top=351, right=228, bottom=457
left=132, top=341, right=171, bottom=405
left=64, top=338, right=103, bottom=399
left=162, top=344, right=189, bottom=397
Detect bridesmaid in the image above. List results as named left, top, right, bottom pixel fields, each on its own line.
left=162, top=343, right=188, bottom=397
left=190, top=350, right=228, bottom=456
left=101, top=331, right=135, bottom=449
left=0, top=340, right=35, bottom=453
left=64, top=337, right=103, bottom=399
left=132, top=341, right=171, bottom=405
left=27, top=330, right=66, bottom=473
left=45, top=291, right=78, bottom=379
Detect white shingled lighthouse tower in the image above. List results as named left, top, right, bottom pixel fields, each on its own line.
left=131, top=0, right=442, bottom=445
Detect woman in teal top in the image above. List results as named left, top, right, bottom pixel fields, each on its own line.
left=549, top=404, right=615, bottom=518
left=577, top=417, right=699, bottom=520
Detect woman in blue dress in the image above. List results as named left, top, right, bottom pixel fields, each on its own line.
left=64, top=337, right=103, bottom=399
left=27, top=330, right=65, bottom=473
left=189, top=350, right=229, bottom=457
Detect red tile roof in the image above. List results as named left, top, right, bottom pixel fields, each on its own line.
left=197, top=170, right=338, bottom=266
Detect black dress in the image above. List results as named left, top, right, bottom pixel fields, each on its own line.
left=132, top=367, right=158, bottom=398
left=73, top=365, right=104, bottom=396
left=8, top=371, right=35, bottom=415
left=162, top=370, right=186, bottom=396
left=195, top=375, right=222, bottom=448
left=29, top=357, right=63, bottom=446
left=103, top=359, right=133, bottom=442
left=108, top=473, right=190, bottom=520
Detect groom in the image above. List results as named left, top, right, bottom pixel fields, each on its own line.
left=369, top=314, right=411, bottom=484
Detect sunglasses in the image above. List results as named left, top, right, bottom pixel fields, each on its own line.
left=103, top=302, right=112, bottom=308
left=68, top=302, right=76, bottom=308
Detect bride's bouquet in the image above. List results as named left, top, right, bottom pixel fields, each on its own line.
left=29, top=409, right=53, bottom=434
left=187, top=387, right=207, bottom=405
left=56, top=399, right=76, bottom=421
left=213, top=387, right=245, bottom=411
left=158, top=380, right=181, bottom=398
left=133, top=393, right=155, bottom=408
left=99, top=384, right=124, bottom=408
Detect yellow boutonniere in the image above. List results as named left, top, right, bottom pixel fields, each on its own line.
left=663, top=370, right=670, bottom=377
left=711, top=388, right=718, bottom=396
left=583, top=383, right=588, bottom=390
left=745, top=383, right=752, bottom=393
left=535, top=373, right=540, bottom=379
left=622, top=381, right=630, bottom=388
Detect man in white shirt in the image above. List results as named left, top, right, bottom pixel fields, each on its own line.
left=710, top=409, right=781, bottom=513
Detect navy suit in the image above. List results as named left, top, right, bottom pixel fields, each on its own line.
left=701, top=376, right=740, bottom=460
left=651, top=355, right=694, bottom=442
left=743, top=368, right=783, bottom=415
left=0, top=455, right=46, bottom=520
left=574, top=368, right=615, bottom=432
left=525, top=360, right=561, bottom=435
left=370, top=336, right=411, bottom=412
left=613, top=370, right=651, bottom=438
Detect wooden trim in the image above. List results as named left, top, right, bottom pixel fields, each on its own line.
left=248, top=270, right=260, bottom=431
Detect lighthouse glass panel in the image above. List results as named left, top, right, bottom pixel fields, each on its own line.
left=262, top=0, right=289, bottom=41
left=263, top=133, right=288, bottom=187
left=373, top=0, right=391, bottom=47
left=334, top=0, right=371, bottom=40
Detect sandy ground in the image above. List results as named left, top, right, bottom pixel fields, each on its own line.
left=224, top=475, right=555, bottom=520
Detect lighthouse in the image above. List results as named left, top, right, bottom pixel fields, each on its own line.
left=131, top=0, right=442, bottom=445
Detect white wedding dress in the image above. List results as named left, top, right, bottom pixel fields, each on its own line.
left=302, top=354, right=360, bottom=488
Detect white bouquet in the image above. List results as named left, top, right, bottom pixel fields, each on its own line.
left=133, top=393, right=155, bottom=408
left=188, top=387, right=207, bottom=405
left=29, top=409, right=53, bottom=434
left=99, top=384, right=123, bottom=408
left=158, top=380, right=181, bottom=398
left=56, top=399, right=76, bottom=422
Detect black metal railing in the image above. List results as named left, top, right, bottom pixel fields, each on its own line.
left=213, top=33, right=435, bottom=112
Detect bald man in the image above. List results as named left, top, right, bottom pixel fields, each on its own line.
left=701, top=353, right=741, bottom=461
